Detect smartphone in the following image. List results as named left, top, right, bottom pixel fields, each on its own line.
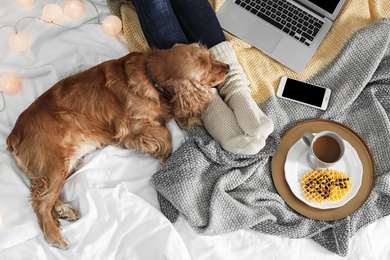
left=276, top=76, right=331, bottom=110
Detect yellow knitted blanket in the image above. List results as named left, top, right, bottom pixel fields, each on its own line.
left=107, top=0, right=390, bottom=104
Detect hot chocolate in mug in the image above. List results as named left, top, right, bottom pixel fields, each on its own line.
left=302, top=131, right=345, bottom=169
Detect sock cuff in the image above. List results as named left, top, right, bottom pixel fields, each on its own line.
left=209, top=41, right=238, bottom=64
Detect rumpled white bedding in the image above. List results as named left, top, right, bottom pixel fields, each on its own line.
left=0, top=1, right=389, bottom=259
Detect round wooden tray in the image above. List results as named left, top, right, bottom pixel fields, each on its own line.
left=271, top=119, right=375, bottom=220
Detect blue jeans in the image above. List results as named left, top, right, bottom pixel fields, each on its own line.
left=132, top=0, right=226, bottom=49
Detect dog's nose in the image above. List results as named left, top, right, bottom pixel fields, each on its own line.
left=225, top=64, right=230, bottom=74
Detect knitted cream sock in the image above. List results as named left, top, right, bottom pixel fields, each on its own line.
left=208, top=41, right=274, bottom=138
left=207, top=41, right=274, bottom=142
left=227, top=91, right=274, bottom=138
left=201, top=89, right=267, bottom=155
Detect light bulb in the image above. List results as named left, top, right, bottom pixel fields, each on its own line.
left=102, top=15, right=122, bottom=36
left=8, top=31, right=30, bottom=52
left=0, top=73, right=22, bottom=95
left=42, top=3, right=63, bottom=23
left=64, top=0, right=85, bottom=20
left=16, top=0, right=35, bottom=8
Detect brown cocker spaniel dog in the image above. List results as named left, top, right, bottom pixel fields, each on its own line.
left=6, top=43, right=229, bottom=249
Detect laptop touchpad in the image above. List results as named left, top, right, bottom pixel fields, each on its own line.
left=244, top=22, right=282, bottom=53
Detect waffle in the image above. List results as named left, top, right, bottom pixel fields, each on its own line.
left=300, top=169, right=352, bottom=203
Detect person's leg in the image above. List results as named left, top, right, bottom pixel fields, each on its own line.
left=209, top=42, right=274, bottom=138
left=132, top=0, right=188, bottom=49
left=204, top=42, right=274, bottom=154
left=170, top=0, right=225, bottom=48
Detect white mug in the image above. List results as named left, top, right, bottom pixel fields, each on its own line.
left=302, top=131, right=345, bottom=169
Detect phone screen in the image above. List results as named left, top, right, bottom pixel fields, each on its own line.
left=281, top=78, right=326, bottom=107
left=307, top=0, right=340, bottom=13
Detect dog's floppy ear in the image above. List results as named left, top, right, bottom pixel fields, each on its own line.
left=169, top=79, right=212, bottom=128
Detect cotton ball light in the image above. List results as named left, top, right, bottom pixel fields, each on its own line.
left=102, top=15, right=122, bottom=36
left=64, top=0, right=85, bottom=20
left=0, top=73, right=22, bottom=95
left=42, top=3, right=63, bottom=23
left=8, top=31, right=30, bottom=52
left=16, top=0, right=35, bottom=8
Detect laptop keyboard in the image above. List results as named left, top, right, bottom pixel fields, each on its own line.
left=234, top=0, right=325, bottom=46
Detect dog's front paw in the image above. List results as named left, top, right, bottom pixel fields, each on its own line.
left=176, top=117, right=203, bottom=129
left=158, top=150, right=172, bottom=163
left=153, top=140, right=171, bottom=163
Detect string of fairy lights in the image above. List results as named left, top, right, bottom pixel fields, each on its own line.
left=0, top=0, right=123, bottom=112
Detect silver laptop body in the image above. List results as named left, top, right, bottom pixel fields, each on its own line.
left=216, top=0, right=347, bottom=73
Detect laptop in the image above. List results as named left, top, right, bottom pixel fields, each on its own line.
left=216, top=0, right=347, bottom=73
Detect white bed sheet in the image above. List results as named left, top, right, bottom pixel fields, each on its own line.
left=0, top=1, right=389, bottom=259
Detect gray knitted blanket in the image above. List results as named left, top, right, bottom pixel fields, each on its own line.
left=150, top=19, right=390, bottom=256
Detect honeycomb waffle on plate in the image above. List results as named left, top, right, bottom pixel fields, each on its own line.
left=300, top=169, right=352, bottom=203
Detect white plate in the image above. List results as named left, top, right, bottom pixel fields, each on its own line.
left=284, top=138, right=363, bottom=209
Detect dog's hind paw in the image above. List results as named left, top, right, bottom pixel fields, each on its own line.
left=44, top=228, right=70, bottom=250
left=49, top=236, right=69, bottom=250
left=55, top=203, right=81, bottom=222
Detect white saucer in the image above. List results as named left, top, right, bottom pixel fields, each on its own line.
left=284, top=138, right=363, bottom=209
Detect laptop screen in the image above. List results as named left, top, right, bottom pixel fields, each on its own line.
left=307, top=0, right=341, bottom=14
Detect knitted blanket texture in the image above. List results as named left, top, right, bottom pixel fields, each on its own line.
left=150, top=20, right=390, bottom=256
